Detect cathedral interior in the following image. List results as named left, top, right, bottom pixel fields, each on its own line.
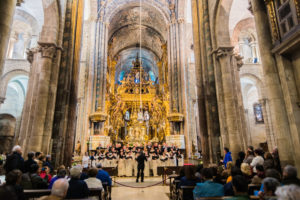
left=1, top=0, right=300, bottom=198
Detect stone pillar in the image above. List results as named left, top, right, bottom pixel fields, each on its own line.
left=214, top=47, right=244, bottom=160
left=259, top=98, right=276, bottom=150
left=250, top=0, right=294, bottom=166
left=0, top=0, right=17, bottom=76
left=19, top=43, right=60, bottom=154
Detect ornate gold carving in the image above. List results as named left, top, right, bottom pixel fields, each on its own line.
left=89, top=110, right=108, bottom=122
left=38, top=43, right=57, bottom=59
left=294, top=0, right=300, bottom=22
left=264, top=0, right=280, bottom=43
left=167, top=109, right=184, bottom=122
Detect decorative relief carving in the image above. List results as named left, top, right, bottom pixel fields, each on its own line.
left=234, top=54, right=244, bottom=70
left=264, top=0, right=280, bottom=43
left=26, top=48, right=36, bottom=64
left=38, top=43, right=57, bottom=59
left=16, top=0, right=24, bottom=6
left=0, top=97, right=5, bottom=104
left=214, top=47, right=234, bottom=58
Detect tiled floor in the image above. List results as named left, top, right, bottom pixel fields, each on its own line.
left=111, top=177, right=170, bottom=200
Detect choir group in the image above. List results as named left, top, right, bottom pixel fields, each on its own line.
left=81, top=142, right=184, bottom=177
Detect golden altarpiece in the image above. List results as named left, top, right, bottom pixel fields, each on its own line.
left=88, top=45, right=183, bottom=148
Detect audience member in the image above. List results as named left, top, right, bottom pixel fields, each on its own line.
left=4, top=169, right=24, bottom=200
left=85, top=168, right=103, bottom=189
left=0, top=185, right=18, bottom=200
left=38, top=178, right=69, bottom=200
left=96, top=163, right=112, bottom=186
left=4, top=145, right=24, bottom=173
left=222, top=148, right=232, bottom=168
left=193, top=168, right=224, bottom=198
left=224, top=167, right=243, bottom=196
left=235, top=151, right=246, bottom=169
left=48, top=168, right=67, bottom=189
left=24, top=152, right=36, bottom=173
left=251, top=165, right=265, bottom=185
left=263, top=153, right=275, bottom=170
left=227, top=175, right=249, bottom=200
left=178, top=165, right=200, bottom=187
left=80, top=167, right=89, bottom=180
left=240, top=163, right=252, bottom=182
left=39, top=166, right=52, bottom=184
left=43, top=155, right=53, bottom=173
left=66, top=166, right=89, bottom=199
left=275, top=184, right=300, bottom=200
left=250, top=149, right=264, bottom=173
left=259, top=177, right=280, bottom=199
left=30, top=164, right=48, bottom=189
left=272, top=147, right=281, bottom=173
left=243, top=150, right=254, bottom=165
left=281, top=165, right=300, bottom=186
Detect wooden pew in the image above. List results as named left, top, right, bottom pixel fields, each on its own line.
left=24, top=188, right=102, bottom=200
left=157, top=166, right=182, bottom=184
left=178, top=185, right=195, bottom=200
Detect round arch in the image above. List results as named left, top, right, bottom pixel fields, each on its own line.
left=240, top=73, right=265, bottom=99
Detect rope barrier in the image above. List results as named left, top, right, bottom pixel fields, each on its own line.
left=112, top=177, right=170, bottom=188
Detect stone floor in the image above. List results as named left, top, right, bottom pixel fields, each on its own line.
left=111, top=177, right=170, bottom=200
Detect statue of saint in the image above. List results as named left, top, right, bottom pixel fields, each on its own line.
left=124, top=110, right=130, bottom=121
left=144, top=111, right=150, bottom=121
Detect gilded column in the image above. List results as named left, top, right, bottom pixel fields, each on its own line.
left=250, top=0, right=294, bottom=166
left=0, top=0, right=17, bottom=76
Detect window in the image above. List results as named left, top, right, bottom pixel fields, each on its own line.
left=274, top=0, right=298, bottom=37
left=253, top=103, right=264, bottom=123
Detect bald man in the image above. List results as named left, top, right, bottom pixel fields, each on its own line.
left=38, top=179, right=69, bottom=200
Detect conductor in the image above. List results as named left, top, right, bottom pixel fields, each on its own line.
left=136, top=151, right=147, bottom=182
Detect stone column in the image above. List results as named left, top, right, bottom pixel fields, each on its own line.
left=250, top=0, right=294, bottom=166
left=259, top=98, right=276, bottom=150
left=214, top=47, right=244, bottom=160
left=19, top=43, right=59, bottom=154
left=0, top=0, right=17, bottom=76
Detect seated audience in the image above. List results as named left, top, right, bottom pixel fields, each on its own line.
left=4, top=169, right=24, bottom=200
left=254, top=168, right=281, bottom=196
left=85, top=168, right=103, bottom=189
left=250, top=149, right=264, bottom=173
left=281, top=165, right=300, bottom=186
left=43, top=155, right=53, bottom=173
left=23, top=152, right=36, bottom=173
left=0, top=185, right=18, bottom=200
left=193, top=168, right=224, bottom=198
left=30, top=164, right=48, bottom=189
left=235, top=151, right=246, bottom=169
left=4, top=145, right=24, bottom=173
left=39, top=166, right=51, bottom=184
left=48, top=168, right=67, bottom=189
left=251, top=165, right=265, bottom=185
left=263, top=153, right=274, bottom=170
left=178, top=165, right=200, bottom=187
left=80, top=167, right=89, bottom=180
left=240, top=163, right=252, bottom=183
left=96, top=163, right=112, bottom=186
left=259, top=177, right=280, bottom=199
left=275, top=184, right=300, bottom=200
left=66, top=166, right=89, bottom=199
left=227, top=175, right=249, bottom=200
left=224, top=167, right=243, bottom=196
left=243, top=150, right=254, bottom=165
left=38, top=178, right=69, bottom=200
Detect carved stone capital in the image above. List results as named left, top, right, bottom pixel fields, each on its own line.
left=259, top=98, right=268, bottom=105
left=0, top=97, right=5, bottom=104
left=38, top=43, right=57, bottom=59
left=177, top=18, right=185, bottom=24
left=26, top=48, right=37, bottom=64
left=16, top=0, right=24, bottom=6
left=214, top=46, right=234, bottom=58
left=234, top=54, right=244, bottom=69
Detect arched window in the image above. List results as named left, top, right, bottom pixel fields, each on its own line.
left=253, top=103, right=264, bottom=123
